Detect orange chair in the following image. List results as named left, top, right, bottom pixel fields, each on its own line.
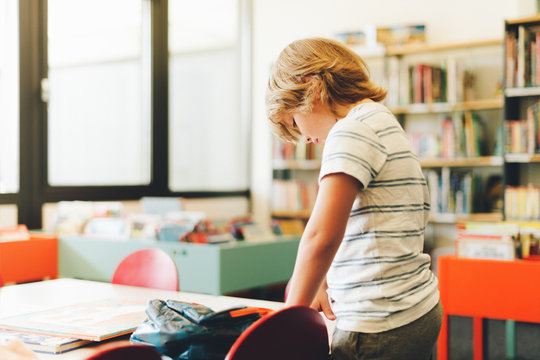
left=226, top=305, right=330, bottom=360
left=111, top=248, right=179, bottom=291
left=85, top=341, right=161, bottom=360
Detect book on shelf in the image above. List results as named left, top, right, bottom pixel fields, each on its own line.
left=272, top=139, right=323, bottom=161
left=504, top=100, right=540, bottom=155
left=0, top=329, right=90, bottom=354
left=0, top=298, right=146, bottom=341
left=407, top=111, right=489, bottom=160
left=462, top=111, right=485, bottom=157
left=271, top=179, right=318, bottom=213
left=506, top=25, right=540, bottom=88
left=408, top=63, right=447, bottom=104
left=505, top=184, right=540, bottom=221
left=271, top=219, right=305, bottom=236
left=455, top=228, right=516, bottom=261
left=376, top=24, right=426, bottom=47
left=456, top=221, right=540, bottom=260
left=424, top=168, right=480, bottom=216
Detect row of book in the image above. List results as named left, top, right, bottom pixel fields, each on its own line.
left=408, top=63, right=447, bottom=104
left=335, top=24, right=426, bottom=47
left=271, top=218, right=305, bottom=236
left=385, top=56, right=474, bottom=108
left=272, top=139, right=323, bottom=161
left=505, top=185, right=540, bottom=221
left=505, top=25, right=540, bottom=88
left=408, top=112, right=492, bottom=159
left=504, top=100, right=540, bottom=154
left=271, top=179, right=318, bottom=213
left=424, top=168, right=480, bottom=216
left=456, top=221, right=540, bottom=261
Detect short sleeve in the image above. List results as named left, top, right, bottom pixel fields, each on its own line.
left=319, top=119, right=388, bottom=187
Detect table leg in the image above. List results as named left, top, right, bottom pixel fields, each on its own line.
left=505, top=320, right=516, bottom=359
left=473, top=317, right=484, bottom=360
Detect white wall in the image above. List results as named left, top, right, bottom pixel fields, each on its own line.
left=250, top=0, right=537, bottom=225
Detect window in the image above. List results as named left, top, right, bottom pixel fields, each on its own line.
left=168, top=0, right=248, bottom=191
left=12, top=0, right=251, bottom=229
left=0, top=0, right=19, bottom=194
left=47, top=0, right=151, bottom=186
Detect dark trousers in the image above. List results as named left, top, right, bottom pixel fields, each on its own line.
left=331, top=301, right=443, bottom=360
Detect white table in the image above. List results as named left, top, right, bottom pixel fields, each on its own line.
left=0, top=279, right=334, bottom=359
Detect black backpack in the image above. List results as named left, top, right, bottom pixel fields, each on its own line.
left=130, top=299, right=269, bottom=360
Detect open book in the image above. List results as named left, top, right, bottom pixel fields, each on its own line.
left=0, top=298, right=146, bottom=341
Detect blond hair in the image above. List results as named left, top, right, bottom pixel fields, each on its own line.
left=266, top=37, right=387, bottom=142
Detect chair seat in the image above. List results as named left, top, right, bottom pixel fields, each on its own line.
left=85, top=340, right=161, bottom=360
left=111, top=248, right=179, bottom=291
left=226, top=305, right=330, bottom=360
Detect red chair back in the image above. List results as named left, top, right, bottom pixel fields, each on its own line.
left=226, top=305, right=330, bottom=360
left=112, top=248, right=179, bottom=291
left=85, top=341, right=161, bottom=360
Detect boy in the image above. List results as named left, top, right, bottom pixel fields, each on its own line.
left=266, top=37, right=442, bottom=359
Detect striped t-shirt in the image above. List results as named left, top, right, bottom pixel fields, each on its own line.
left=320, top=101, right=439, bottom=333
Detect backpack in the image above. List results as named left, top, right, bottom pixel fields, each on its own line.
left=130, top=299, right=270, bottom=360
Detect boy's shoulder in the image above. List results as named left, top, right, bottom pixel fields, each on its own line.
left=338, top=102, right=397, bottom=135
left=347, top=101, right=393, bottom=122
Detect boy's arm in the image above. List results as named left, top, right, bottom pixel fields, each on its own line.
left=285, top=172, right=360, bottom=310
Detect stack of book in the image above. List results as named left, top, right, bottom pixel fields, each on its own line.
left=456, top=221, right=540, bottom=261
left=0, top=298, right=146, bottom=354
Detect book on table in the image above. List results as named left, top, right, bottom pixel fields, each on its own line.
left=0, top=329, right=90, bottom=354
left=0, top=298, right=147, bottom=342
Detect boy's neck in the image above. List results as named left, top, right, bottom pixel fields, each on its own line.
left=337, top=98, right=374, bottom=118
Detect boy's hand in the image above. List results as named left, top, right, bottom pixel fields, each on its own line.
left=310, top=284, right=336, bottom=321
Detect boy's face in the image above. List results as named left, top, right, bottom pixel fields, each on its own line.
left=288, top=101, right=337, bottom=144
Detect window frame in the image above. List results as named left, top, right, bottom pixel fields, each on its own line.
left=5, top=0, right=251, bottom=229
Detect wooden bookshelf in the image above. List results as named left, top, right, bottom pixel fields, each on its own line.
left=503, top=17, right=540, bottom=222
left=420, top=156, right=503, bottom=168
left=390, top=98, right=503, bottom=115
left=386, top=39, right=502, bottom=56
left=271, top=210, right=312, bottom=220
left=453, top=98, right=504, bottom=111
left=272, top=159, right=321, bottom=170
left=504, top=153, right=540, bottom=163
left=505, top=87, right=540, bottom=97
left=505, top=15, right=540, bottom=26
left=429, top=212, right=503, bottom=224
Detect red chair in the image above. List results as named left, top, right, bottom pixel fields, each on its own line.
left=85, top=341, right=161, bottom=360
left=226, top=305, right=330, bottom=360
left=111, top=248, right=179, bottom=291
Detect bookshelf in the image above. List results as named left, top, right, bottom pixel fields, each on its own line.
left=271, top=141, right=322, bottom=221
left=386, top=39, right=505, bottom=220
left=503, top=16, right=540, bottom=222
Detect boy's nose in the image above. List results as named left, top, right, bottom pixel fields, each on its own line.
left=305, top=136, right=312, bottom=143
